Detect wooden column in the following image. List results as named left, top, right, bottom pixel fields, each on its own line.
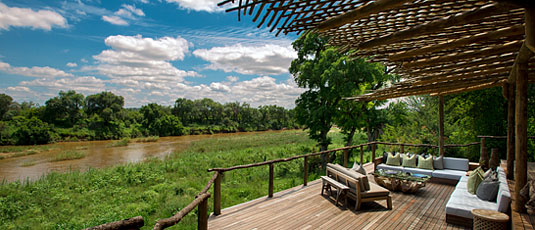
left=268, top=163, right=274, bottom=198
left=400, top=144, right=404, bottom=153
left=506, top=83, right=515, bottom=180
left=513, top=51, right=529, bottom=212
left=372, top=144, right=376, bottom=171
left=304, top=156, right=308, bottom=186
left=360, top=146, right=364, bottom=165
left=344, top=149, right=349, bottom=168
left=198, top=196, right=209, bottom=230
left=438, top=95, right=445, bottom=156
left=213, top=172, right=222, bottom=215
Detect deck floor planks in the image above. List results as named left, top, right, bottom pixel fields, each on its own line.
left=209, top=164, right=466, bottom=230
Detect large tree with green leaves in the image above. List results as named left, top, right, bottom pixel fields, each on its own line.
left=44, top=90, right=84, bottom=127
left=0, top=93, right=13, bottom=120
left=290, top=33, right=389, bottom=153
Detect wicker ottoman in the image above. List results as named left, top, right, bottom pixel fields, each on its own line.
left=471, top=209, right=509, bottom=230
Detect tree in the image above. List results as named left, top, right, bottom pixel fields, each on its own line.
left=44, top=90, right=84, bottom=126
left=85, top=91, right=124, bottom=122
left=0, top=94, right=13, bottom=120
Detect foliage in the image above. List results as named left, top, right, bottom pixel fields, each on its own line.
left=50, top=150, right=86, bottom=162
left=43, top=90, right=84, bottom=127
left=0, top=94, right=13, bottom=120
left=11, top=116, right=53, bottom=145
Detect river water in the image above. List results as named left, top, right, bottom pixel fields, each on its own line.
left=0, top=132, right=260, bottom=183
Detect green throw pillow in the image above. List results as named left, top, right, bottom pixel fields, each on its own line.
left=417, top=155, right=434, bottom=170
left=386, top=152, right=401, bottom=166
left=402, top=154, right=417, bottom=168
left=467, top=167, right=484, bottom=194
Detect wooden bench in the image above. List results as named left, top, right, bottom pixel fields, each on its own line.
left=321, top=176, right=349, bottom=208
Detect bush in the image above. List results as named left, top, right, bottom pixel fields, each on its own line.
left=11, top=116, right=53, bottom=145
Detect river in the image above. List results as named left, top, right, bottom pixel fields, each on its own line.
left=0, top=132, right=266, bottom=183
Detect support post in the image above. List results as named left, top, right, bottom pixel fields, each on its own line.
left=304, top=156, right=308, bottom=186
left=400, top=144, right=404, bottom=153
left=198, top=196, right=209, bottom=230
left=439, top=95, right=445, bottom=156
left=372, top=144, right=377, bottom=171
left=513, top=50, right=529, bottom=212
left=506, top=83, right=515, bottom=179
left=480, top=137, right=486, bottom=154
left=360, top=146, right=364, bottom=165
left=213, top=172, right=221, bottom=216
left=269, top=163, right=274, bottom=198
left=344, top=149, right=349, bottom=168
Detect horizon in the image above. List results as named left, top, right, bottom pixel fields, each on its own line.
left=0, top=0, right=302, bottom=109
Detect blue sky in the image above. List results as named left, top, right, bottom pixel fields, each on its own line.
left=0, top=0, right=303, bottom=108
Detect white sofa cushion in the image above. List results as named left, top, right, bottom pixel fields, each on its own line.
left=496, top=167, right=511, bottom=212
left=445, top=175, right=498, bottom=219
left=432, top=169, right=466, bottom=181
left=402, top=167, right=433, bottom=176
left=376, top=163, right=404, bottom=172
left=443, top=157, right=469, bottom=171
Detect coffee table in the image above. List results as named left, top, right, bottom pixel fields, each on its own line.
left=372, top=169, right=431, bottom=193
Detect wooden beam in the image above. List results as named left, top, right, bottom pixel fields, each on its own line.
left=438, top=95, right=445, bottom=156
left=213, top=173, right=222, bottom=215
left=403, top=40, right=522, bottom=69
left=513, top=56, right=528, bottom=212
left=85, top=216, right=144, bottom=230
left=317, top=0, right=412, bottom=32
left=389, top=25, right=525, bottom=61
left=408, top=53, right=515, bottom=76
left=357, top=3, right=514, bottom=50
left=526, top=8, right=535, bottom=53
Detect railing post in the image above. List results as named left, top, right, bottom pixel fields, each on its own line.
left=372, top=144, right=376, bottom=171
left=198, top=194, right=209, bottom=230
left=343, top=149, right=349, bottom=168
left=214, top=172, right=221, bottom=216
left=360, top=146, right=364, bottom=164
left=304, top=156, right=308, bottom=186
left=400, top=144, right=404, bottom=153
left=269, top=163, right=274, bottom=198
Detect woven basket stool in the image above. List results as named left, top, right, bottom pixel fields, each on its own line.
left=472, top=209, right=509, bottom=230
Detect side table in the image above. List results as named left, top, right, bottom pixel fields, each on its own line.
left=471, top=209, right=509, bottom=230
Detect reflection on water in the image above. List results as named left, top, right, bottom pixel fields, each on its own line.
left=0, top=132, right=267, bottom=183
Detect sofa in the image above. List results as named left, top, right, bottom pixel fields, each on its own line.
left=445, top=167, right=511, bottom=227
left=376, top=155, right=469, bottom=182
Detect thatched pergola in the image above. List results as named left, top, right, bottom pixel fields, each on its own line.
left=219, top=0, right=534, bottom=215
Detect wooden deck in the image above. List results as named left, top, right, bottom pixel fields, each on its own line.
left=506, top=161, right=535, bottom=230
left=209, top=165, right=468, bottom=230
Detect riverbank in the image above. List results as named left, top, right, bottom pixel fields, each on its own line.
left=0, top=130, right=375, bottom=229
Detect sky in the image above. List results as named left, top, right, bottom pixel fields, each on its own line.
left=0, top=0, right=303, bottom=108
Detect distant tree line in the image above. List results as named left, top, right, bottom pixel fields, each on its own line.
left=0, top=91, right=298, bottom=145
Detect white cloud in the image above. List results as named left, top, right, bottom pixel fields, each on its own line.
left=89, top=34, right=198, bottom=89
left=0, top=2, right=67, bottom=31
left=20, top=76, right=105, bottom=94
left=0, top=61, right=73, bottom=78
left=6, top=86, right=30, bottom=92
left=193, top=44, right=297, bottom=75
left=102, top=15, right=128, bottom=26
left=66, top=62, right=78, bottom=67
left=226, top=76, right=239, bottom=82
left=165, top=0, right=223, bottom=12
left=121, top=4, right=144, bottom=17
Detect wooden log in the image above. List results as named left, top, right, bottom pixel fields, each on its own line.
left=85, top=216, right=144, bottom=230
left=403, top=40, right=522, bottom=69
left=439, top=95, right=445, bottom=156
left=481, top=137, right=486, bottom=152
left=372, top=144, right=376, bottom=171
left=269, top=163, right=274, bottom=198
left=389, top=25, right=525, bottom=61
left=198, top=197, right=208, bottom=230
left=360, top=146, right=364, bottom=165
left=357, top=3, right=514, bottom=50
left=526, top=8, right=535, bottom=53
left=317, top=0, right=411, bottom=32
left=400, top=144, right=404, bottom=153
left=508, top=43, right=534, bottom=84
left=199, top=171, right=219, bottom=195
left=513, top=52, right=529, bottom=213
left=344, top=149, right=349, bottom=168
left=214, top=173, right=222, bottom=216
left=153, top=193, right=211, bottom=230
left=507, top=82, right=516, bottom=180
left=304, top=156, right=308, bottom=186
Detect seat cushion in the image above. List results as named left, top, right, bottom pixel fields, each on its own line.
left=417, top=155, right=434, bottom=170
left=360, top=182, right=390, bottom=198
left=402, top=167, right=433, bottom=176
left=476, top=179, right=499, bottom=201
left=376, top=163, right=403, bottom=172
left=496, top=167, right=511, bottom=212
left=443, top=157, right=469, bottom=171
left=402, top=154, right=417, bottom=168
left=432, top=169, right=466, bottom=180
left=386, top=152, right=401, bottom=166
left=445, top=177, right=498, bottom=219
left=327, top=163, right=370, bottom=191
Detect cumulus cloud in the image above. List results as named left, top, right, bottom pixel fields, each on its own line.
left=193, top=44, right=297, bottom=75
left=102, top=15, right=128, bottom=26
left=89, top=34, right=198, bottom=89
left=20, top=76, right=105, bottom=94
left=66, top=62, right=78, bottom=67
left=0, top=2, right=67, bottom=30
left=0, top=61, right=73, bottom=78
left=165, top=0, right=223, bottom=12
left=102, top=4, right=144, bottom=26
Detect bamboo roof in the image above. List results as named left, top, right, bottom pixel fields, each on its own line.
left=218, top=0, right=534, bottom=101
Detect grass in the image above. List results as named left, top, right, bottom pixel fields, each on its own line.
left=50, top=151, right=87, bottom=162
left=0, top=130, right=372, bottom=229
left=0, top=146, right=51, bottom=160
left=135, top=136, right=159, bottom=143
left=21, top=161, right=37, bottom=167
left=107, top=138, right=130, bottom=148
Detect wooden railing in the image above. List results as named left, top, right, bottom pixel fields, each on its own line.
left=92, top=140, right=481, bottom=230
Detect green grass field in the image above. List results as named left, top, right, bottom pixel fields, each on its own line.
left=0, top=130, right=376, bottom=229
